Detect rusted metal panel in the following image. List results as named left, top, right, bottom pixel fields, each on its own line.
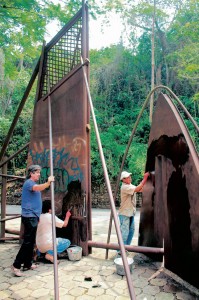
left=26, top=5, right=90, bottom=255
left=139, top=93, right=199, bottom=288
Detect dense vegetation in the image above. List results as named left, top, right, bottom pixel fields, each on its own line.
left=0, top=0, right=198, bottom=186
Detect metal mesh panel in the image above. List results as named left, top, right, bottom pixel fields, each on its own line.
left=41, top=17, right=82, bottom=98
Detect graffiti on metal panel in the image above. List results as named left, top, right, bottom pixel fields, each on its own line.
left=29, top=147, right=83, bottom=193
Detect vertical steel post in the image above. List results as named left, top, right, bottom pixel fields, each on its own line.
left=1, top=158, right=7, bottom=239
left=47, top=77, right=59, bottom=300
left=81, top=57, right=136, bottom=300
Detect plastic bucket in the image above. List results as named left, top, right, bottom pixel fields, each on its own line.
left=67, top=246, right=82, bottom=261
left=114, top=257, right=134, bottom=276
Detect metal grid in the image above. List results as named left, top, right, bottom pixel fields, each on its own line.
left=41, top=17, right=82, bottom=98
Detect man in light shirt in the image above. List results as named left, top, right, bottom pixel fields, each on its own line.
left=118, top=171, right=150, bottom=246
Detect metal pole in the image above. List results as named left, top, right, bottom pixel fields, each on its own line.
left=47, top=77, right=59, bottom=300
left=81, top=57, right=136, bottom=300
left=1, top=158, right=7, bottom=239
left=88, top=241, right=164, bottom=254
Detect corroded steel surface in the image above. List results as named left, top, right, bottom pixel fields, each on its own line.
left=139, top=93, right=199, bottom=288
left=27, top=6, right=90, bottom=255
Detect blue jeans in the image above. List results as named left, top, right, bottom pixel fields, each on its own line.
left=119, top=215, right=135, bottom=245
left=47, top=238, right=71, bottom=255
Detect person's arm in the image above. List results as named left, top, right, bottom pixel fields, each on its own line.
left=32, top=175, right=54, bottom=192
left=135, top=172, right=150, bottom=192
left=63, top=210, right=71, bottom=227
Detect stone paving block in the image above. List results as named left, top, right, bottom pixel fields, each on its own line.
left=94, top=295, right=115, bottom=300
left=0, top=290, right=12, bottom=299
left=61, top=280, right=77, bottom=289
left=134, top=287, right=142, bottom=295
left=11, top=287, right=33, bottom=299
left=27, top=280, right=45, bottom=290
left=133, top=277, right=149, bottom=288
left=176, top=291, right=198, bottom=300
left=155, top=291, right=175, bottom=300
left=141, top=268, right=157, bottom=279
left=76, top=295, right=95, bottom=300
left=150, top=277, right=167, bottom=286
left=31, top=287, right=51, bottom=298
left=115, top=296, right=131, bottom=300
left=0, top=282, right=9, bottom=290
left=97, top=281, right=114, bottom=289
left=106, top=273, right=123, bottom=282
left=143, top=284, right=160, bottom=295
left=87, top=287, right=105, bottom=296
left=105, top=286, right=125, bottom=297
left=9, top=281, right=28, bottom=291
left=1, top=209, right=199, bottom=300
left=69, top=287, right=87, bottom=297
left=99, top=269, right=114, bottom=276
left=60, top=295, right=75, bottom=300
left=136, top=293, right=155, bottom=300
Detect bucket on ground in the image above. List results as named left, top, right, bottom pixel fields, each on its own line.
left=67, top=246, right=82, bottom=261
left=114, top=256, right=134, bottom=276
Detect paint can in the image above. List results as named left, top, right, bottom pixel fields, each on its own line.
left=67, top=245, right=82, bottom=261
left=114, top=256, right=134, bottom=276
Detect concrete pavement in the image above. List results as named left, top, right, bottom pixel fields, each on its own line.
left=0, top=207, right=199, bottom=299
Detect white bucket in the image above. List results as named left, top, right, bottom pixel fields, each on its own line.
left=67, top=246, right=82, bottom=261
left=114, top=257, right=134, bottom=276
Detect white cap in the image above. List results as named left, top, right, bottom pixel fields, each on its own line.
left=120, top=171, right=132, bottom=180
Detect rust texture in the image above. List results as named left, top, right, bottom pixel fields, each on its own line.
left=139, top=93, right=199, bottom=288
left=26, top=5, right=90, bottom=255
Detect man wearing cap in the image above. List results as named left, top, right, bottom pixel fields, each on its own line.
left=119, top=170, right=149, bottom=246
left=12, top=165, right=54, bottom=277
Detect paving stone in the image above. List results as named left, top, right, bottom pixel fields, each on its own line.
left=99, top=269, right=114, bottom=276
left=150, top=277, right=167, bottom=286
left=10, top=287, right=33, bottom=299
left=105, top=286, right=125, bottom=297
left=133, top=277, right=149, bottom=288
left=0, top=290, right=12, bottom=299
left=176, top=291, right=198, bottom=300
left=0, top=282, right=10, bottom=290
left=60, top=295, right=75, bottom=300
left=69, top=287, right=87, bottom=297
left=163, top=282, right=182, bottom=293
left=87, top=287, right=105, bottom=296
left=9, top=281, right=28, bottom=291
left=76, top=295, right=95, bottom=300
left=115, top=296, right=131, bottom=300
left=106, top=274, right=123, bottom=282
left=95, top=295, right=115, bottom=300
left=27, top=280, right=45, bottom=290
left=143, top=284, right=160, bottom=295
left=136, top=293, right=155, bottom=300
left=31, top=287, right=51, bottom=298
left=155, top=291, right=175, bottom=300
left=1, top=209, right=198, bottom=300
left=61, top=280, right=77, bottom=289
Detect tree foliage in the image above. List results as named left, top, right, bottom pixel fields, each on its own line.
left=0, top=0, right=198, bottom=184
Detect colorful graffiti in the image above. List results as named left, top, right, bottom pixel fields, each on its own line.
left=29, top=147, right=83, bottom=193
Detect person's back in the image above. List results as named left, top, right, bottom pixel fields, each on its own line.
left=36, top=200, right=71, bottom=263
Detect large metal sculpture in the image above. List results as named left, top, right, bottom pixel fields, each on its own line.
left=139, top=93, right=199, bottom=288
left=27, top=5, right=90, bottom=255
left=0, top=1, right=198, bottom=296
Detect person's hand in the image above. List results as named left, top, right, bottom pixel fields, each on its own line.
left=143, top=172, right=150, bottom=180
left=48, top=175, right=55, bottom=184
left=66, top=211, right=71, bottom=219
left=141, top=172, right=150, bottom=185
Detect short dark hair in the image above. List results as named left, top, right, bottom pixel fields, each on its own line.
left=26, top=165, right=41, bottom=179
left=42, top=200, right=51, bottom=213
